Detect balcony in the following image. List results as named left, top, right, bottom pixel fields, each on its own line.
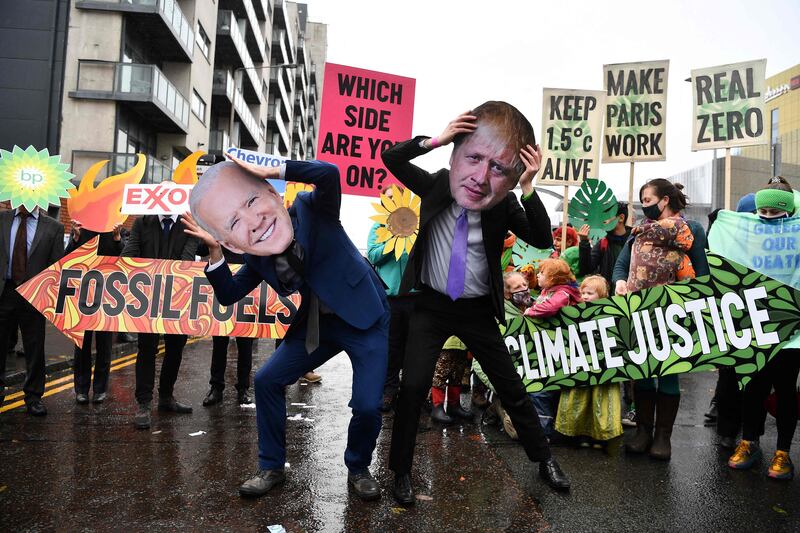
left=209, top=129, right=231, bottom=154
left=220, top=0, right=267, bottom=63
left=70, top=151, right=172, bottom=185
left=251, top=0, right=270, bottom=20
left=216, top=10, right=261, bottom=104
left=210, top=69, right=259, bottom=146
left=76, top=0, right=193, bottom=62
left=69, top=60, right=189, bottom=133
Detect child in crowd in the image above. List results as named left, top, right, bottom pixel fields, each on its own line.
left=524, top=259, right=582, bottom=437
left=554, top=275, right=623, bottom=448
left=430, top=337, right=472, bottom=424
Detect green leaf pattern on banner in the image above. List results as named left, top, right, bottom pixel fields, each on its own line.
left=502, top=253, right=800, bottom=392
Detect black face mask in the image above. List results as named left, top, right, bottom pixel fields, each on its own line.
left=641, top=202, right=664, bottom=221
left=759, top=212, right=790, bottom=222
left=511, top=290, right=532, bottom=308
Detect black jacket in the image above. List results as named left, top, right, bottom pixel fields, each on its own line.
left=121, top=215, right=198, bottom=260
left=382, top=136, right=552, bottom=323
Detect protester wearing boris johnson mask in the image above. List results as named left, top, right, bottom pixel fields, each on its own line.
left=381, top=101, right=571, bottom=505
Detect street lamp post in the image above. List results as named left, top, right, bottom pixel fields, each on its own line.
left=228, top=63, right=300, bottom=151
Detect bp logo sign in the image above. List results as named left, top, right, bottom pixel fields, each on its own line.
left=0, top=145, right=75, bottom=211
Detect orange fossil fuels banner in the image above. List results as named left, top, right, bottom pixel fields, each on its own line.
left=16, top=237, right=300, bottom=346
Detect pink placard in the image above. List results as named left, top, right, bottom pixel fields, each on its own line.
left=317, top=63, right=415, bottom=197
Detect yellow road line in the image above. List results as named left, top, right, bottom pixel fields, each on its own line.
left=1, top=338, right=203, bottom=413
left=2, top=353, right=139, bottom=402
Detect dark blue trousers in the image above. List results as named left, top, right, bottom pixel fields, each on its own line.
left=254, top=306, right=389, bottom=473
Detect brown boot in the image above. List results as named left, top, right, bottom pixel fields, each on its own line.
left=626, top=388, right=656, bottom=453
left=650, top=393, right=680, bottom=460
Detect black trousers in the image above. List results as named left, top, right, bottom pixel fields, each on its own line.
left=210, top=336, right=254, bottom=392
left=135, top=333, right=187, bottom=404
left=715, top=367, right=744, bottom=439
left=0, top=284, right=46, bottom=401
left=383, top=294, right=416, bottom=396
left=73, top=330, right=113, bottom=395
left=742, top=349, right=800, bottom=451
left=389, top=288, right=551, bottom=474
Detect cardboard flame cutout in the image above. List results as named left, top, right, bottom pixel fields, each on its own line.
left=67, top=154, right=146, bottom=232
left=172, top=150, right=205, bottom=185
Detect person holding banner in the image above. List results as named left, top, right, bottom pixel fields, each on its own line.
left=382, top=101, right=571, bottom=504
left=66, top=221, right=123, bottom=404
left=613, top=178, right=709, bottom=460
left=123, top=212, right=199, bottom=429
left=183, top=156, right=389, bottom=502
left=726, top=177, right=800, bottom=480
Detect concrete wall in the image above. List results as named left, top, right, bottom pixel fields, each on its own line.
left=58, top=3, right=122, bottom=169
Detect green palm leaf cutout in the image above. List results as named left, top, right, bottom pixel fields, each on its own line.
left=511, top=237, right=551, bottom=269
left=567, top=179, right=618, bottom=242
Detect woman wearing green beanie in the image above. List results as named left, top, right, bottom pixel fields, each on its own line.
left=728, top=176, right=800, bottom=481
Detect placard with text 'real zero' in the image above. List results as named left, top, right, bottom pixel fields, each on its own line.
left=317, top=63, right=415, bottom=197
left=603, top=60, right=669, bottom=163
left=691, top=59, right=768, bottom=151
left=538, top=88, right=606, bottom=186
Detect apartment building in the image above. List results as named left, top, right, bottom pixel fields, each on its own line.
left=1, top=0, right=327, bottom=196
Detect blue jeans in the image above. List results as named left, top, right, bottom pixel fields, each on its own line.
left=529, top=391, right=558, bottom=437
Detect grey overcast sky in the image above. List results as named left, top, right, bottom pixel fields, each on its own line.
left=298, top=0, right=799, bottom=246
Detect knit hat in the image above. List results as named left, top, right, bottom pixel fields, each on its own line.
left=735, top=193, right=756, bottom=213
left=755, top=189, right=795, bottom=214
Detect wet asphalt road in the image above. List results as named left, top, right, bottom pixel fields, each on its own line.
left=1, top=338, right=798, bottom=532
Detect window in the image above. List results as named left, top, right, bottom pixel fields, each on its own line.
left=191, top=89, right=206, bottom=122
left=195, top=22, right=211, bottom=59
left=260, top=121, right=266, bottom=139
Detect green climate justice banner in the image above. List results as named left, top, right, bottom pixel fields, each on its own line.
left=501, top=253, right=800, bottom=392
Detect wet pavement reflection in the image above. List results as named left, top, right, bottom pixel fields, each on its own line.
left=1, top=338, right=798, bottom=531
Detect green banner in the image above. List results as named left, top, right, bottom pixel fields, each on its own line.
left=501, top=253, right=800, bottom=392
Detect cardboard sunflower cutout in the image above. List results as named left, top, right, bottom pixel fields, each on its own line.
left=370, top=184, right=420, bottom=260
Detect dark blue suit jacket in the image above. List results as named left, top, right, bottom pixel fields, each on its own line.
left=205, top=160, right=387, bottom=333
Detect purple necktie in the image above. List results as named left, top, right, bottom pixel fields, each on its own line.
left=446, top=208, right=469, bottom=301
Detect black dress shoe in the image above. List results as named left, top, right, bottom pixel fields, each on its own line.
left=134, top=403, right=151, bottom=429
left=237, top=389, right=252, bottom=405
left=393, top=473, right=415, bottom=506
left=446, top=404, right=473, bottom=420
left=75, top=393, right=89, bottom=405
left=203, top=388, right=223, bottom=407
left=26, top=399, right=47, bottom=416
left=158, top=396, right=193, bottom=414
left=539, top=458, right=571, bottom=491
left=239, top=469, right=286, bottom=497
left=92, top=392, right=107, bottom=404
left=347, top=470, right=381, bottom=501
left=430, top=404, right=454, bottom=424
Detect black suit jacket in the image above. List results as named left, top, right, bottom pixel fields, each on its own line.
left=382, top=136, right=553, bottom=322
left=65, top=229, right=123, bottom=257
left=121, top=215, right=198, bottom=260
left=0, top=208, right=65, bottom=294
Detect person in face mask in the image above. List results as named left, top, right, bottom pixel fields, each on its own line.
left=611, top=178, right=710, bottom=461
left=728, top=175, right=800, bottom=481
left=755, top=176, right=795, bottom=221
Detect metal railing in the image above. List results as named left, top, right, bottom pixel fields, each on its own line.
left=72, top=60, right=189, bottom=130
left=76, top=0, right=193, bottom=56
left=209, top=130, right=231, bottom=153
left=71, top=151, right=172, bottom=185
left=217, top=11, right=260, bottom=99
